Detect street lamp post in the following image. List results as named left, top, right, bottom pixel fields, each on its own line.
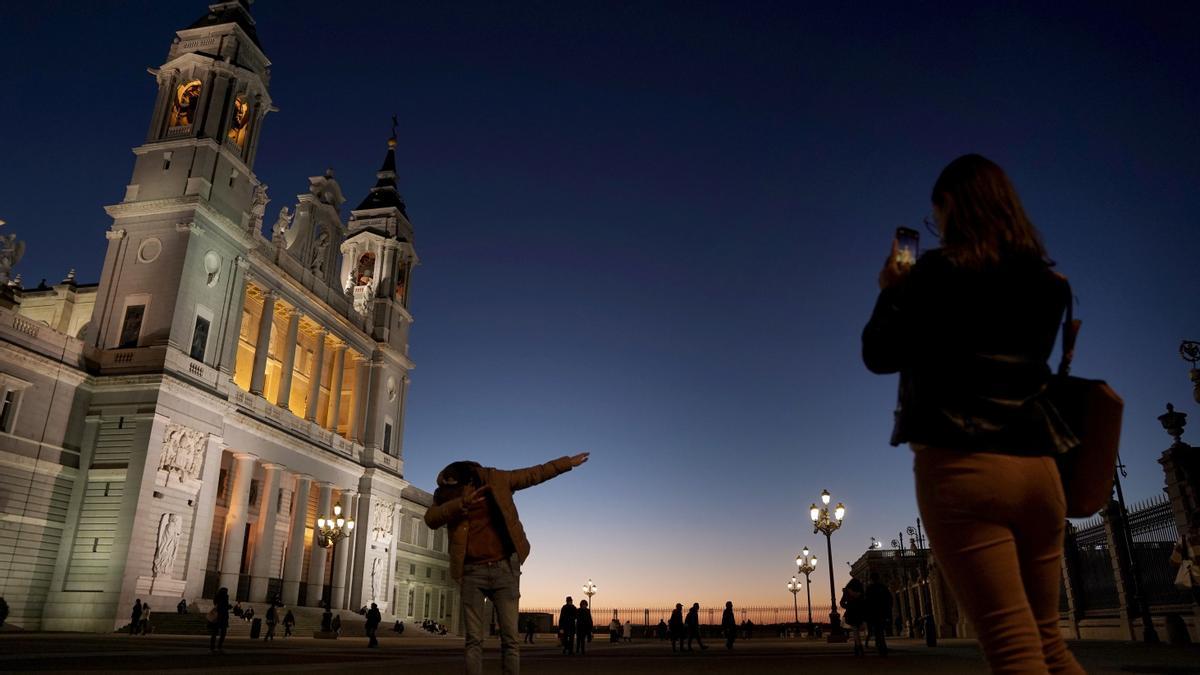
left=795, top=547, right=817, bottom=636
left=582, top=579, right=598, bottom=609
left=315, top=503, right=354, bottom=608
left=786, top=576, right=802, bottom=628
left=1180, top=340, right=1199, bottom=403
left=810, top=489, right=846, bottom=642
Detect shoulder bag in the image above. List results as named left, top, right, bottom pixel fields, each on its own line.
left=1048, top=280, right=1123, bottom=518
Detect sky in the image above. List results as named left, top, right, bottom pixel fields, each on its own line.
left=1, top=1, right=1198, bottom=610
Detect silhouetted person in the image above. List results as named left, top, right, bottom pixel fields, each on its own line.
left=863, top=153, right=1085, bottom=674
left=426, top=453, right=590, bottom=675
left=366, top=603, right=381, bottom=648
left=608, top=615, right=620, bottom=643
left=865, top=574, right=892, bottom=656
left=668, top=604, right=685, bottom=652
left=209, top=587, right=230, bottom=653
left=559, top=596, right=577, bottom=655
left=575, top=599, right=593, bottom=655
left=656, top=619, right=668, bottom=641
left=524, top=617, right=535, bottom=643
left=840, top=578, right=866, bottom=656
left=394, top=620, right=405, bottom=634
left=177, top=598, right=187, bottom=614
left=332, top=613, right=343, bottom=637
left=283, top=609, right=295, bottom=638
left=624, top=620, right=633, bottom=642
left=685, top=603, right=707, bottom=651
left=129, top=599, right=142, bottom=636
left=264, top=603, right=277, bottom=641
left=745, top=619, right=754, bottom=639
left=138, top=603, right=151, bottom=635
left=721, top=601, right=737, bottom=650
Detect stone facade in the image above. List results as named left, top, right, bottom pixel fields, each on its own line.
left=0, top=1, right=449, bottom=632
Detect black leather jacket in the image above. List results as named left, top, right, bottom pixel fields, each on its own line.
left=862, top=249, right=1075, bottom=455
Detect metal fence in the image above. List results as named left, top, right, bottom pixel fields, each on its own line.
left=1126, top=495, right=1191, bottom=607
left=520, top=604, right=834, bottom=629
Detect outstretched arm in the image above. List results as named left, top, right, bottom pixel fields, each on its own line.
left=506, top=453, right=589, bottom=491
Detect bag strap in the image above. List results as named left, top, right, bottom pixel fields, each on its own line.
left=1056, top=274, right=1080, bottom=377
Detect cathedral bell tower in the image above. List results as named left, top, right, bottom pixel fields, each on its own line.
left=88, top=1, right=272, bottom=378
left=339, top=125, right=418, bottom=463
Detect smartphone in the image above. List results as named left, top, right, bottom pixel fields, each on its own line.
left=895, top=227, right=919, bottom=266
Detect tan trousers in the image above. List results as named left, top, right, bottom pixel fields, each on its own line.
left=914, top=447, right=1085, bottom=675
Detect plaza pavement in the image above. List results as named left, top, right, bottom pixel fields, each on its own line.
left=2, top=632, right=1198, bottom=674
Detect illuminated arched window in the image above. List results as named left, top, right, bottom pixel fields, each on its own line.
left=168, top=79, right=202, bottom=127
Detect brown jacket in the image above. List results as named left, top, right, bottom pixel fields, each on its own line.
left=425, top=457, right=574, bottom=581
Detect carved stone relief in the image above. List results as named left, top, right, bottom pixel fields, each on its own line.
left=153, top=512, right=182, bottom=578
left=158, top=423, right=208, bottom=483
left=370, top=556, right=384, bottom=602
left=371, top=498, right=396, bottom=544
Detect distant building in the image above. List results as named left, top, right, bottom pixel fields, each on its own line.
left=0, top=1, right=452, bottom=632
left=849, top=546, right=966, bottom=639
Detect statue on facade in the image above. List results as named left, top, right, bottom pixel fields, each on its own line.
left=0, top=220, right=25, bottom=286
left=371, top=499, right=395, bottom=543
left=153, top=513, right=182, bottom=578
left=310, top=230, right=329, bottom=279
left=249, top=183, right=269, bottom=235
left=271, top=206, right=293, bottom=244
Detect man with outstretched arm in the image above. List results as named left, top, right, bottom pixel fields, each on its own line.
left=425, top=452, right=590, bottom=675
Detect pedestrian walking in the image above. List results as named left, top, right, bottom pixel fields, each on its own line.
left=840, top=578, right=866, bottom=656
left=575, top=600, right=593, bottom=655
left=668, top=603, right=685, bottom=653
left=608, top=615, right=620, bottom=643
left=524, top=617, right=536, bottom=643
left=721, top=601, right=737, bottom=650
left=863, top=153, right=1086, bottom=675
left=425, top=453, right=589, bottom=675
left=283, top=609, right=295, bottom=638
left=129, top=599, right=142, bottom=636
left=365, top=603, right=381, bottom=648
left=332, top=613, right=343, bottom=638
left=208, top=587, right=231, bottom=653
left=865, top=574, right=892, bottom=656
left=684, top=603, right=707, bottom=651
left=624, top=620, right=633, bottom=643
left=264, top=603, right=277, bottom=641
left=558, top=596, right=577, bottom=655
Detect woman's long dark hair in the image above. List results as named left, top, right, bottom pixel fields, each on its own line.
left=932, top=154, right=1049, bottom=269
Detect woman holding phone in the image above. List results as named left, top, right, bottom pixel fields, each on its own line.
left=863, top=154, right=1083, bottom=674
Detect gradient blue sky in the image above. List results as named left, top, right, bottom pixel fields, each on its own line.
left=2, top=1, right=1197, bottom=608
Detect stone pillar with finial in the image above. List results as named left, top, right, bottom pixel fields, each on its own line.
left=0, top=219, right=25, bottom=309
left=1157, top=403, right=1200, bottom=631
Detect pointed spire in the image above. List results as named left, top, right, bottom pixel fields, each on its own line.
left=353, top=118, right=407, bottom=216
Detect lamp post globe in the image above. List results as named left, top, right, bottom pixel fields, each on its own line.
left=796, top=546, right=818, bottom=636
left=582, top=579, right=598, bottom=608
left=810, top=489, right=845, bottom=642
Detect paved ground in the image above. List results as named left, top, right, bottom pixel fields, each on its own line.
left=2, top=633, right=1199, bottom=674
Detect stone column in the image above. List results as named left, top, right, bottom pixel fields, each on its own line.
left=306, top=482, right=334, bottom=606
left=305, top=330, right=328, bottom=422
left=349, top=356, right=370, bottom=443
left=281, top=474, right=311, bottom=606
left=248, top=463, right=285, bottom=601
left=325, top=342, right=346, bottom=432
left=331, top=489, right=355, bottom=609
left=218, top=452, right=258, bottom=594
left=275, top=309, right=301, bottom=408
left=249, top=290, right=276, bottom=395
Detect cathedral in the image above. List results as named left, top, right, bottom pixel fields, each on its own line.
left=0, top=1, right=458, bottom=632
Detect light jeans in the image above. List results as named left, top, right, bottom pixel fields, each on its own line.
left=461, top=554, right=522, bottom=675
left=914, top=447, right=1085, bottom=675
